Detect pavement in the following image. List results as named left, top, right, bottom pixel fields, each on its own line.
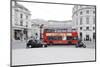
left=83, top=41, right=95, bottom=48
left=12, top=40, right=27, bottom=49
left=12, top=48, right=95, bottom=66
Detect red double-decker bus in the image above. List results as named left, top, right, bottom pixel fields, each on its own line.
left=43, top=28, right=78, bottom=45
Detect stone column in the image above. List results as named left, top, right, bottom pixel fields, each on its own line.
left=20, top=30, right=24, bottom=41
left=11, top=28, right=15, bottom=41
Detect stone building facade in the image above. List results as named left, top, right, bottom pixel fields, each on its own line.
left=12, top=1, right=31, bottom=41
left=72, top=5, right=96, bottom=41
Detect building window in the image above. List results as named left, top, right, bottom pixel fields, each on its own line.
left=80, top=11, right=83, bottom=15
left=93, top=11, right=95, bottom=14
left=26, top=15, right=28, bottom=19
left=86, top=27, right=89, bottom=30
left=26, top=22, right=28, bottom=27
left=86, top=10, right=89, bottom=14
left=26, top=24, right=28, bottom=27
left=20, top=14, right=23, bottom=18
left=76, top=6, right=78, bottom=9
left=80, top=27, right=82, bottom=30
left=15, top=22, right=18, bottom=25
left=80, top=17, right=82, bottom=25
left=20, top=20, right=23, bottom=26
left=15, top=9, right=18, bottom=12
left=86, top=17, right=89, bottom=24
left=80, top=6, right=82, bottom=8
left=93, top=17, right=95, bottom=24
left=93, top=32, right=96, bottom=40
left=93, top=27, right=95, bottom=30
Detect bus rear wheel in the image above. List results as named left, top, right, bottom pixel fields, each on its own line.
left=43, top=44, right=48, bottom=47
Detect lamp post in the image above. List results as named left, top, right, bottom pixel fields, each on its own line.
left=40, top=24, right=44, bottom=41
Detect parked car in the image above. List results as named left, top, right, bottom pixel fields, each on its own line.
left=75, top=39, right=86, bottom=48
left=26, top=39, right=47, bottom=48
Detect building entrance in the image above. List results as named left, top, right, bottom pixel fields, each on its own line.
left=14, top=30, right=23, bottom=40
left=93, top=32, right=96, bottom=41
left=80, top=32, right=82, bottom=40
left=86, top=35, right=89, bottom=41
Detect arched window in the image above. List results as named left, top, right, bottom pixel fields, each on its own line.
left=20, top=14, right=23, bottom=18
left=80, top=17, right=83, bottom=25
left=20, top=20, right=23, bottom=26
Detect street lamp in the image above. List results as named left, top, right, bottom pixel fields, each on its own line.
left=40, top=24, right=44, bottom=40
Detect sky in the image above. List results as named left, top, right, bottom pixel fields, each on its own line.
left=17, top=1, right=74, bottom=21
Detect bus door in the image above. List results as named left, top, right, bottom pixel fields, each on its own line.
left=66, top=36, right=72, bottom=44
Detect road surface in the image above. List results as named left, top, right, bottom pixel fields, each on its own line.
left=12, top=41, right=95, bottom=49
left=12, top=48, right=95, bottom=66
